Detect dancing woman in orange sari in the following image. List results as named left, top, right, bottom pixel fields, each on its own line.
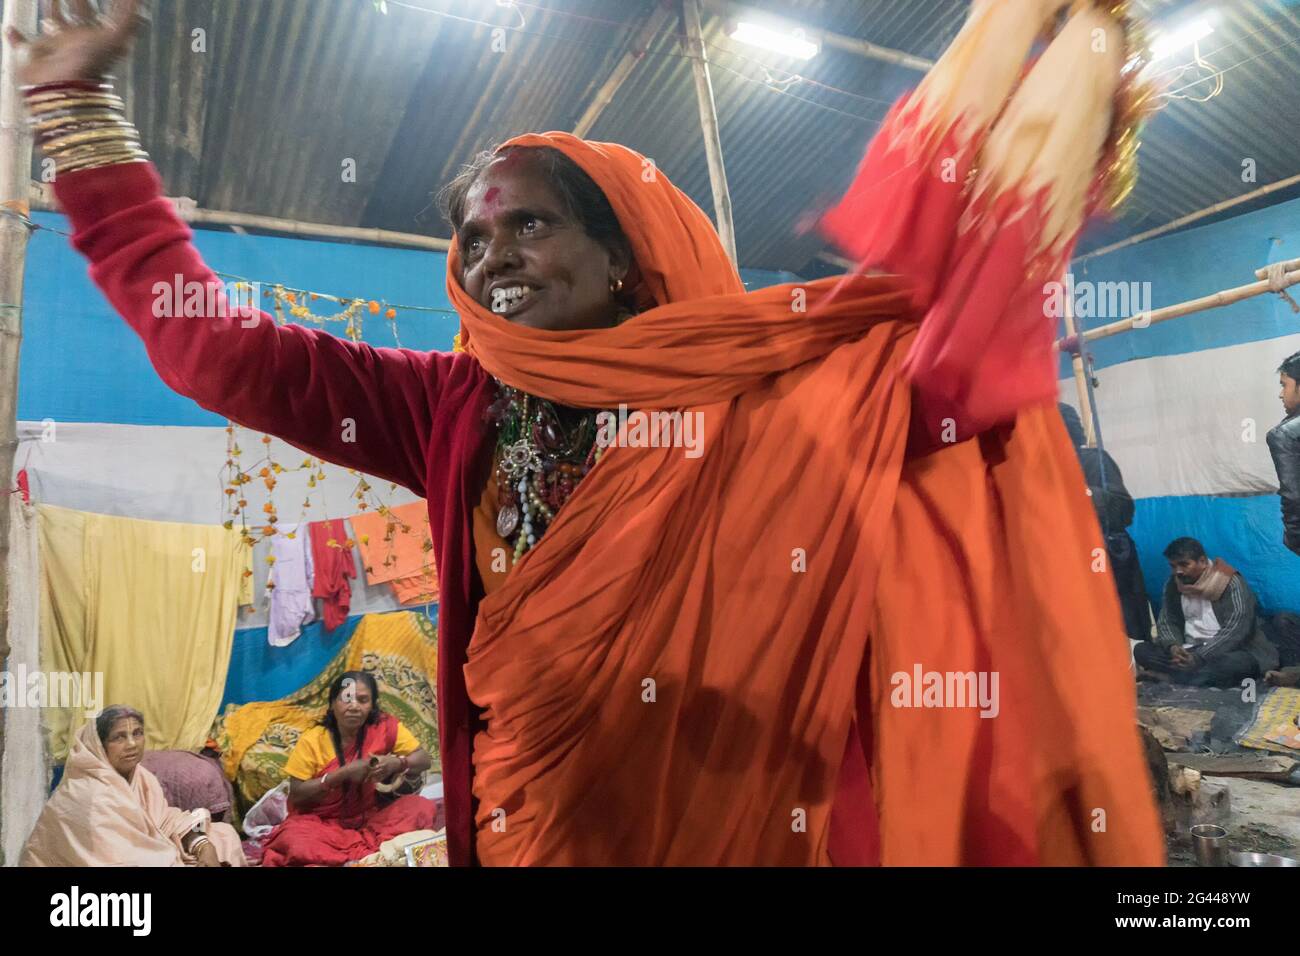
left=16, top=0, right=1163, bottom=865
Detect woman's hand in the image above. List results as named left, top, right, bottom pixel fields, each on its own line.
left=5, top=0, right=146, bottom=88
left=366, top=754, right=404, bottom=782
left=337, top=759, right=372, bottom=785
left=195, top=841, right=221, bottom=868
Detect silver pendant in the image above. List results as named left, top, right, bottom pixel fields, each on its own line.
left=496, top=502, right=520, bottom=539
left=501, top=438, right=542, bottom=478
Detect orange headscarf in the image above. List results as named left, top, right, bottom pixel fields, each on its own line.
left=443, top=131, right=1162, bottom=865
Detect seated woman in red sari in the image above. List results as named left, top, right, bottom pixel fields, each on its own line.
left=260, top=671, right=438, bottom=867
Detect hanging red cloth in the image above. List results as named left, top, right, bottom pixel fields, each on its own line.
left=309, top=518, right=356, bottom=631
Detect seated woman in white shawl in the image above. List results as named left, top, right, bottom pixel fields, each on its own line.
left=21, top=705, right=246, bottom=867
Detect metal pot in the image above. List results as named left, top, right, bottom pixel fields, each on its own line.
left=1228, top=851, right=1300, bottom=867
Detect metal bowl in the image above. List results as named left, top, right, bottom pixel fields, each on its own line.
left=1228, top=851, right=1300, bottom=867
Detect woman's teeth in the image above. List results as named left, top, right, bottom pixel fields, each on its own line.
left=491, top=285, right=534, bottom=314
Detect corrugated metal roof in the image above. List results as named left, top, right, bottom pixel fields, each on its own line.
left=1083, top=0, right=1300, bottom=253
left=582, top=7, right=920, bottom=268
left=42, top=0, right=1300, bottom=273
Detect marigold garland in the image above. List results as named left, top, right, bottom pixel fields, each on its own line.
left=222, top=281, right=411, bottom=345
left=221, top=423, right=435, bottom=611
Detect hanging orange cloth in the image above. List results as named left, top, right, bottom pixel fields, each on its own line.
left=448, top=0, right=1163, bottom=866
left=349, top=502, right=439, bottom=605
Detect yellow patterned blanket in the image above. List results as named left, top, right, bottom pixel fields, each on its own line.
left=210, top=611, right=439, bottom=817
left=1236, top=687, right=1300, bottom=755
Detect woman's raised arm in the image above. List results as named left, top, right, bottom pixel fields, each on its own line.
left=820, top=0, right=1141, bottom=448
left=52, top=161, right=446, bottom=494
left=13, top=0, right=452, bottom=494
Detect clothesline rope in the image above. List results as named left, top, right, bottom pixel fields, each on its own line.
left=1266, top=261, right=1300, bottom=314
left=212, top=270, right=458, bottom=318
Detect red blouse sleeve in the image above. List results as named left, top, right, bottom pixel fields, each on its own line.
left=820, top=0, right=1127, bottom=448
left=53, top=160, right=450, bottom=495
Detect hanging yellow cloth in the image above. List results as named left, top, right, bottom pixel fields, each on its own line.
left=39, top=504, right=242, bottom=760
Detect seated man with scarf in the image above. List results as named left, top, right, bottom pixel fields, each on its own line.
left=1135, top=537, right=1279, bottom=687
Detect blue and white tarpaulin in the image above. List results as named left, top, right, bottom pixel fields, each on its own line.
left=1060, top=194, right=1300, bottom=612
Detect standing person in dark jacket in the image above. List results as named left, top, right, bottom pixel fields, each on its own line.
left=1266, top=351, right=1300, bottom=557
left=1058, top=404, right=1153, bottom=642
left=1135, top=537, right=1279, bottom=686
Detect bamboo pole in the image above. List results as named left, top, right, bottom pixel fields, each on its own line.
left=32, top=186, right=450, bottom=251
left=0, top=0, right=38, bottom=868
left=819, top=30, right=934, bottom=72
left=680, top=0, right=738, bottom=268
left=1061, top=276, right=1097, bottom=446
left=573, top=2, right=675, bottom=138
left=1256, top=257, right=1300, bottom=280
left=181, top=208, right=450, bottom=250
left=1074, top=172, right=1300, bottom=264
left=1056, top=267, right=1300, bottom=348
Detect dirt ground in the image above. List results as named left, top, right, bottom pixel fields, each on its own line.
left=1138, top=682, right=1299, bottom=866
left=1167, top=776, right=1300, bottom=865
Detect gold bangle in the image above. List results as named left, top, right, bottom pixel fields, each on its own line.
left=48, top=142, right=144, bottom=167
left=56, top=148, right=149, bottom=173
left=27, top=79, right=148, bottom=172
left=63, top=158, right=151, bottom=175
left=21, top=82, right=114, bottom=98
left=48, top=134, right=141, bottom=158
left=57, top=151, right=149, bottom=175
left=42, top=127, right=136, bottom=152
left=26, top=93, right=126, bottom=114
left=32, top=111, right=131, bottom=134
left=52, top=135, right=143, bottom=155
left=39, top=129, right=139, bottom=153
left=21, top=79, right=114, bottom=97
left=27, top=98, right=127, bottom=121
left=56, top=146, right=147, bottom=167
left=25, top=93, right=120, bottom=111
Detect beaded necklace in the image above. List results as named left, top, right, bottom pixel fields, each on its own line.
left=485, top=380, right=610, bottom=564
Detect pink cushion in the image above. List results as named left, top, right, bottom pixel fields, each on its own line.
left=140, top=750, right=235, bottom=819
